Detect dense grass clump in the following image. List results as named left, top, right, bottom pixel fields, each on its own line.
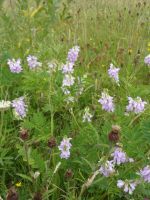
left=0, top=0, right=150, bottom=199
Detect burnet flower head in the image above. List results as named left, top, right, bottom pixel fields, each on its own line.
left=108, top=63, right=120, bottom=84
left=139, top=165, right=150, bottom=183
left=12, top=97, right=27, bottom=119
left=99, top=160, right=115, bottom=177
left=27, top=55, right=42, bottom=69
left=98, top=91, right=115, bottom=112
left=7, top=58, right=23, bottom=73
left=82, top=107, right=93, bottom=122
left=126, top=97, right=147, bottom=114
left=67, top=46, right=80, bottom=63
left=0, top=100, right=11, bottom=110
left=144, top=54, right=150, bottom=66
left=117, top=179, right=137, bottom=195
left=58, top=137, right=72, bottom=159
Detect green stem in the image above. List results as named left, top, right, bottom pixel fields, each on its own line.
left=0, top=110, right=4, bottom=138
left=24, top=143, right=31, bottom=173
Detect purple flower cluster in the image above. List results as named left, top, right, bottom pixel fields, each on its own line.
left=144, top=54, right=150, bottom=66
left=111, top=147, right=134, bottom=165
left=7, top=59, right=22, bottom=73
left=126, top=97, right=147, bottom=114
left=27, top=55, right=42, bottom=69
left=61, top=46, right=80, bottom=103
left=111, top=147, right=127, bottom=165
left=99, top=160, right=115, bottom=177
left=62, top=62, right=74, bottom=74
left=108, top=63, right=120, bottom=84
left=67, top=46, right=80, bottom=63
left=140, top=166, right=150, bottom=183
left=98, top=91, right=115, bottom=112
left=58, top=137, right=72, bottom=159
left=117, top=180, right=137, bottom=194
left=62, top=74, right=75, bottom=87
left=12, top=97, right=27, bottom=119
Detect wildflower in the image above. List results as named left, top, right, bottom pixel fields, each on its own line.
left=82, top=107, right=93, bottom=122
left=7, top=58, right=22, bottom=73
left=0, top=100, right=11, bottom=110
left=58, top=137, right=72, bottom=159
left=12, top=97, right=27, bottom=119
left=62, top=62, right=74, bottom=74
left=99, top=160, right=115, bottom=177
left=126, top=97, right=147, bottom=114
left=15, top=182, right=22, bottom=187
left=27, top=55, right=42, bottom=69
left=67, top=46, right=80, bottom=63
left=33, top=171, right=40, bottom=179
left=19, top=128, right=28, bottom=140
left=108, top=125, right=121, bottom=143
left=108, top=63, right=120, bottom=84
left=98, top=91, right=115, bottom=112
left=111, top=147, right=127, bottom=165
left=62, top=74, right=75, bottom=87
left=144, top=54, right=150, bottom=66
left=140, top=166, right=150, bottom=183
left=117, top=179, right=137, bottom=194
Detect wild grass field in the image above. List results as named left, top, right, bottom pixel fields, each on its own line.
left=0, top=0, right=150, bottom=199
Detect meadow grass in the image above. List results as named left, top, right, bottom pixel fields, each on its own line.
left=0, top=0, right=150, bottom=199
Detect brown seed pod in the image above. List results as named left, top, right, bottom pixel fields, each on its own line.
left=33, top=192, right=42, bottom=200
left=6, top=187, right=18, bottom=200
left=65, top=169, right=73, bottom=180
left=19, top=128, right=28, bottom=141
left=48, top=137, right=56, bottom=148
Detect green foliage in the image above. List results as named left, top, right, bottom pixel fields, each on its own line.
left=0, top=0, right=150, bottom=199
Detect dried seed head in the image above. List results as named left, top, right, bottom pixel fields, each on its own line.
left=112, top=125, right=121, bottom=133
left=65, top=169, right=73, bottom=180
left=108, top=125, right=121, bottom=143
left=19, top=128, right=28, bottom=140
left=6, top=187, right=18, bottom=200
left=33, top=192, right=42, bottom=200
left=48, top=137, right=56, bottom=148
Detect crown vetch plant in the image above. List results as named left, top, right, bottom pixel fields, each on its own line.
left=0, top=1, right=150, bottom=199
